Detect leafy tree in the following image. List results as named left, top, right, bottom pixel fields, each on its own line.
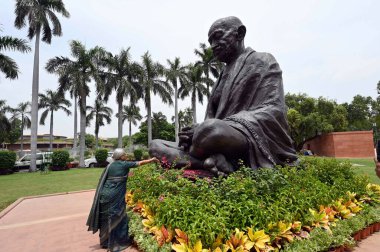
left=0, top=33, right=31, bottom=79
left=0, top=100, right=11, bottom=144
left=285, top=93, right=348, bottom=150
left=38, top=90, right=71, bottom=151
left=9, top=102, right=31, bottom=154
left=117, top=105, right=142, bottom=149
left=138, top=52, right=173, bottom=144
left=85, top=134, right=96, bottom=149
left=179, top=64, right=211, bottom=124
left=134, top=112, right=175, bottom=146
left=15, top=0, right=70, bottom=171
left=165, top=57, right=187, bottom=143
left=342, top=95, right=373, bottom=131
left=102, top=48, right=141, bottom=148
left=194, top=43, right=222, bottom=95
left=46, top=40, right=106, bottom=167
left=86, top=99, right=113, bottom=149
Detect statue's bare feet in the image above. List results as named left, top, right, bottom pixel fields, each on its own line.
left=203, top=154, right=234, bottom=177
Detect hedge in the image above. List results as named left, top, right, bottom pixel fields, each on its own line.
left=95, top=149, right=108, bottom=164
left=51, top=150, right=70, bottom=170
left=0, top=150, right=17, bottom=175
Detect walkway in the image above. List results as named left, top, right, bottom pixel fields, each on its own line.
left=0, top=190, right=137, bottom=252
left=0, top=190, right=378, bottom=252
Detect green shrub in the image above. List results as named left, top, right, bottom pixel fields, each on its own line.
left=133, top=149, right=143, bottom=161
left=84, top=150, right=92, bottom=159
left=126, top=153, right=134, bottom=161
left=127, top=157, right=371, bottom=248
left=95, top=149, right=108, bottom=164
left=0, top=150, right=17, bottom=174
left=51, top=150, right=70, bottom=168
left=142, top=151, right=150, bottom=159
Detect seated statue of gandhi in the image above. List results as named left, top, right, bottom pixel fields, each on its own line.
left=149, top=16, right=297, bottom=176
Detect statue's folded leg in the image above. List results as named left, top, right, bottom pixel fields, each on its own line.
left=149, top=139, right=204, bottom=169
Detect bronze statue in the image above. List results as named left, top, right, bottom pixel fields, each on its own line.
left=149, top=16, right=297, bottom=176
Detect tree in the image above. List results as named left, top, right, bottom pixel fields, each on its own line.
left=138, top=52, right=173, bottom=145
left=285, top=93, right=348, bottom=150
left=165, top=57, right=187, bottom=143
left=0, top=34, right=31, bottom=79
left=85, top=134, right=95, bottom=149
left=9, top=102, right=31, bottom=154
left=179, top=64, right=210, bottom=124
left=86, top=99, right=113, bottom=149
left=134, top=112, right=175, bottom=146
left=38, top=89, right=71, bottom=151
left=102, top=48, right=141, bottom=148
left=194, top=43, right=223, bottom=95
left=172, top=107, right=193, bottom=131
left=0, top=100, right=11, bottom=145
left=117, top=105, right=142, bottom=150
left=15, top=0, right=70, bottom=171
left=377, top=80, right=380, bottom=95
left=46, top=40, right=105, bottom=167
left=343, top=95, right=373, bottom=131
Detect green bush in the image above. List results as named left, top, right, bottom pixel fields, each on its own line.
left=142, top=151, right=150, bottom=160
left=51, top=150, right=70, bottom=168
left=126, top=153, right=134, bottom=161
left=95, top=149, right=108, bottom=164
left=0, top=150, right=17, bottom=174
left=133, top=149, right=143, bottom=161
left=127, top=157, right=371, bottom=248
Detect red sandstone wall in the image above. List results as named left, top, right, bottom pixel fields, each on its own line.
left=303, top=131, right=374, bottom=158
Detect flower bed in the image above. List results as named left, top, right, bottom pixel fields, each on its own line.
left=126, top=158, right=380, bottom=252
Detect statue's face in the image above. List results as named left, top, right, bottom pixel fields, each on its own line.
left=208, top=23, right=239, bottom=63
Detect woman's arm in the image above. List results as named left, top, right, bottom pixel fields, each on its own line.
left=137, top=157, right=160, bottom=166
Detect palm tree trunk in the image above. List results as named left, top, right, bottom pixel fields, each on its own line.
left=147, top=90, right=152, bottom=145
left=73, top=93, right=78, bottom=157
left=192, top=91, right=197, bottom=124
left=30, top=29, right=40, bottom=172
left=20, top=115, right=24, bottom=156
left=117, top=99, right=123, bottom=148
left=174, top=85, right=179, bottom=144
left=49, top=110, right=53, bottom=151
left=79, top=92, right=86, bottom=167
left=129, top=120, right=132, bottom=152
left=95, top=118, right=99, bottom=149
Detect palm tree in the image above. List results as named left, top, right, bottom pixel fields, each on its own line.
left=46, top=40, right=104, bottom=167
left=9, top=102, right=31, bottom=155
left=179, top=64, right=211, bottom=124
left=38, top=90, right=71, bottom=151
left=102, top=48, right=141, bottom=148
left=86, top=99, right=113, bottom=149
left=15, top=0, right=70, bottom=171
left=118, top=105, right=142, bottom=150
left=165, top=57, right=187, bottom=143
left=0, top=100, right=10, bottom=134
left=194, top=43, right=223, bottom=95
left=138, top=52, right=173, bottom=144
left=0, top=34, right=31, bottom=79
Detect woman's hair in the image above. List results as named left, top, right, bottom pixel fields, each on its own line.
left=112, top=148, right=126, bottom=160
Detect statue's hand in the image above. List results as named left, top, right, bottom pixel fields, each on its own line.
left=178, top=124, right=199, bottom=151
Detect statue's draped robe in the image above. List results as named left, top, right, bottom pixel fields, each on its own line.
left=205, top=47, right=297, bottom=169
left=86, top=160, right=137, bottom=251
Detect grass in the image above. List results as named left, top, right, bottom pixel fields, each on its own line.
left=0, top=168, right=103, bottom=212
left=336, top=157, right=380, bottom=184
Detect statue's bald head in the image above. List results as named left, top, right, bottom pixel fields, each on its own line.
left=208, top=16, right=245, bottom=37
left=208, top=16, right=246, bottom=64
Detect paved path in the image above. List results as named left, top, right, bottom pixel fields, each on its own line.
left=0, top=190, right=378, bottom=252
left=0, top=191, right=137, bottom=252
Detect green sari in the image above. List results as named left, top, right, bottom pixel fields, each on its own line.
left=87, top=160, right=138, bottom=251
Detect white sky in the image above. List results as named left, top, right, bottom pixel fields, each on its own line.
left=0, top=0, right=379, bottom=138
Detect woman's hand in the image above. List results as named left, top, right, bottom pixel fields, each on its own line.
left=149, top=157, right=159, bottom=163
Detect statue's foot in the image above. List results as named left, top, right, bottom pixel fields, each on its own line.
left=203, top=154, right=234, bottom=177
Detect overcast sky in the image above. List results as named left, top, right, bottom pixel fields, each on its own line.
left=1, top=0, right=379, bottom=138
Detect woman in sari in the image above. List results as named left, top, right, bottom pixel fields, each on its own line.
left=87, top=148, right=159, bottom=251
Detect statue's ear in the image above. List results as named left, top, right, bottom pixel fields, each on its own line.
left=237, top=25, right=246, bottom=41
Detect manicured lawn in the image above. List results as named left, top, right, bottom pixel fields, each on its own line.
left=336, top=157, right=380, bottom=184
left=0, top=168, right=103, bottom=212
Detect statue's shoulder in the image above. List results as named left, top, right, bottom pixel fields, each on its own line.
left=246, top=49, right=278, bottom=65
